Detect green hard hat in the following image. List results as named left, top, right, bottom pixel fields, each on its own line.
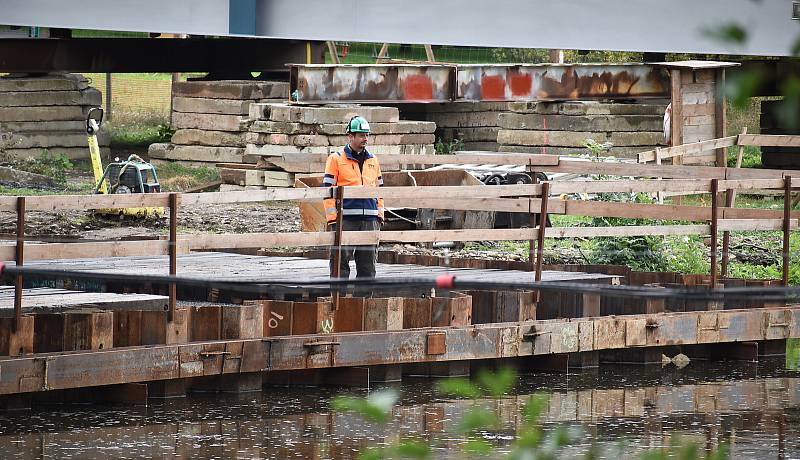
left=346, top=115, right=371, bottom=134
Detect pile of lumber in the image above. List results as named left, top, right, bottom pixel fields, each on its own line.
left=402, top=102, right=509, bottom=151
left=218, top=103, right=436, bottom=189
left=148, top=80, right=288, bottom=167
left=497, top=101, right=668, bottom=158
left=0, top=73, right=109, bottom=160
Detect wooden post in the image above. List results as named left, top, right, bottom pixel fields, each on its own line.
left=375, top=43, right=390, bottom=63
left=710, top=179, right=719, bottom=287
left=424, top=44, right=436, bottom=62
left=529, top=171, right=538, bottom=272
left=13, top=197, right=25, bottom=333
left=168, top=193, right=178, bottom=322
left=783, top=176, right=792, bottom=286
left=326, top=41, right=340, bottom=64
left=332, top=186, right=345, bottom=310
left=714, top=68, right=727, bottom=168
left=535, top=182, right=550, bottom=282
left=722, top=127, right=748, bottom=277
left=670, top=69, right=683, bottom=205
left=105, top=73, right=112, bottom=121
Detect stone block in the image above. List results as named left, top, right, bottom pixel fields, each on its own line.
left=0, top=88, right=102, bottom=107
left=317, top=121, right=436, bottom=135
left=426, top=111, right=502, bottom=128
left=4, top=131, right=108, bottom=149
left=0, top=120, right=85, bottom=132
left=172, top=96, right=252, bottom=115
left=0, top=106, right=87, bottom=122
left=171, top=129, right=247, bottom=147
left=172, top=80, right=288, bottom=99
left=0, top=74, right=89, bottom=92
left=437, top=127, right=499, bottom=142
left=509, top=101, right=668, bottom=116
left=260, top=103, right=399, bottom=123
left=148, top=143, right=245, bottom=163
left=608, top=131, right=667, bottom=146
left=498, top=113, right=663, bottom=132
left=171, top=112, right=252, bottom=131
left=497, top=129, right=608, bottom=147
left=220, top=168, right=265, bottom=186
left=249, top=120, right=316, bottom=135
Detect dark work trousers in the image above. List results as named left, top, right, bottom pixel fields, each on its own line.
left=329, top=219, right=380, bottom=279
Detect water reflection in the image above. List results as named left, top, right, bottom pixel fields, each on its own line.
left=0, top=359, right=798, bottom=459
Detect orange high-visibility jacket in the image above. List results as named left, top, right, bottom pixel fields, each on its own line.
left=323, top=145, right=385, bottom=223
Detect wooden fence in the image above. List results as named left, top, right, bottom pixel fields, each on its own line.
left=2, top=149, right=798, bottom=331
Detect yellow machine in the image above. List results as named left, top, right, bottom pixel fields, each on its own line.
left=86, top=108, right=164, bottom=218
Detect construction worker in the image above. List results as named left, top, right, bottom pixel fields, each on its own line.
left=323, top=115, right=385, bottom=279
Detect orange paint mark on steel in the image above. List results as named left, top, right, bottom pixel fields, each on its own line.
left=509, top=73, right=532, bottom=96
left=402, top=74, right=434, bottom=100
left=481, top=75, right=506, bottom=100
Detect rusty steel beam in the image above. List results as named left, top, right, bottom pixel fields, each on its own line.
left=288, top=63, right=670, bottom=104
left=0, top=307, right=797, bottom=395
left=457, top=64, right=670, bottom=101
left=290, top=64, right=456, bottom=104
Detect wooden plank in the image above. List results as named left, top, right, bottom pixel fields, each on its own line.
left=714, top=69, right=726, bottom=167
left=738, top=134, right=800, bottom=147
left=637, top=136, right=737, bottom=163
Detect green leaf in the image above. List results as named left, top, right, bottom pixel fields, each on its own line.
left=464, top=438, right=494, bottom=456
left=521, top=393, right=550, bottom=424
left=395, top=439, right=431, bottom=459
left=330, top=389, right=398, bottom=424
left=515, top=427, right=543, bottom=449
left=457, top=407, right=498, bottom=434
left=476, top=367, right=517, bottom=397
left=706, top=442, right=730, bottom=460
left=702, top=23, right=747, bottom=44
left=437, top=377, right=482, bottom=399
left=357, top=447, right=386, bottom=460
left=551, top=426, right=573, bottom=448
left=792, top=35, right=800, bottom=56
left=726, top=70, right=763, bottom=110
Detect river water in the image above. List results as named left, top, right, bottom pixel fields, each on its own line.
left=0, top=358, right=798, bottom=459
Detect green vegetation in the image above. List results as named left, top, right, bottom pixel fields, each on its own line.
left=11, top=151, right=74, bottom=185
left=155, top=162, right=220, bottom=192
left=332, top=368, right=730, bottom=459
left=105, top=113, right=172, bottom=149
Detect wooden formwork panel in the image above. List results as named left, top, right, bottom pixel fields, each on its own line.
left=0, top=316, right=34, bottom=356
left=63, top=310, right=113, bottom=351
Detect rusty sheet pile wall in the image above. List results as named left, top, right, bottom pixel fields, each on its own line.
left=0, top=74, right=110, bottom=160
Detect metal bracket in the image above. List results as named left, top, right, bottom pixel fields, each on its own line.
left=199, top=351, right=231, bottom=358
left=303, top=340, right=341, bottom=347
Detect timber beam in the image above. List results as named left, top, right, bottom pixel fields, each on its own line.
left=0, top=306, right=797, bottom=395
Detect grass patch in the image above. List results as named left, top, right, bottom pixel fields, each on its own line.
left=105, top=111, right=172, bottom=148
left=155, top=162, right=220, bottom=192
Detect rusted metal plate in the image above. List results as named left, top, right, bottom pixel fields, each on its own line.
left=550, top=322, right=579, bottom=354
left=290, top=64, right=455, bottom=104
left=458, top=64, right=670, bottom=101
left=625, top=318, right=647, bottom=347
left=289, top=63, right=669, bottom=103
left=0, top=308, right=798, bottom=395
left=426, top=331, right=446, bottom=355
left=593, top=317, right=626, bottom=349
left=765, top=309, right=792, bottom=340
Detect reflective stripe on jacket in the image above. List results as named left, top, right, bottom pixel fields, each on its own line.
left=323, top=145, right=385, bottom=223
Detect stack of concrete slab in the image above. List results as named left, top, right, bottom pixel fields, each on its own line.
left=497, top=101, right=668, bottom=158
left=223, top=103, right=435, bottom=188
left=401, top=102, right=509, bottom=151
left=0, top=73, right=109, bottom=160
left=148, top=80, right=288, bottom=167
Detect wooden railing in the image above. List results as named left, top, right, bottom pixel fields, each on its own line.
left=2, top=153, right=798, bottom=331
